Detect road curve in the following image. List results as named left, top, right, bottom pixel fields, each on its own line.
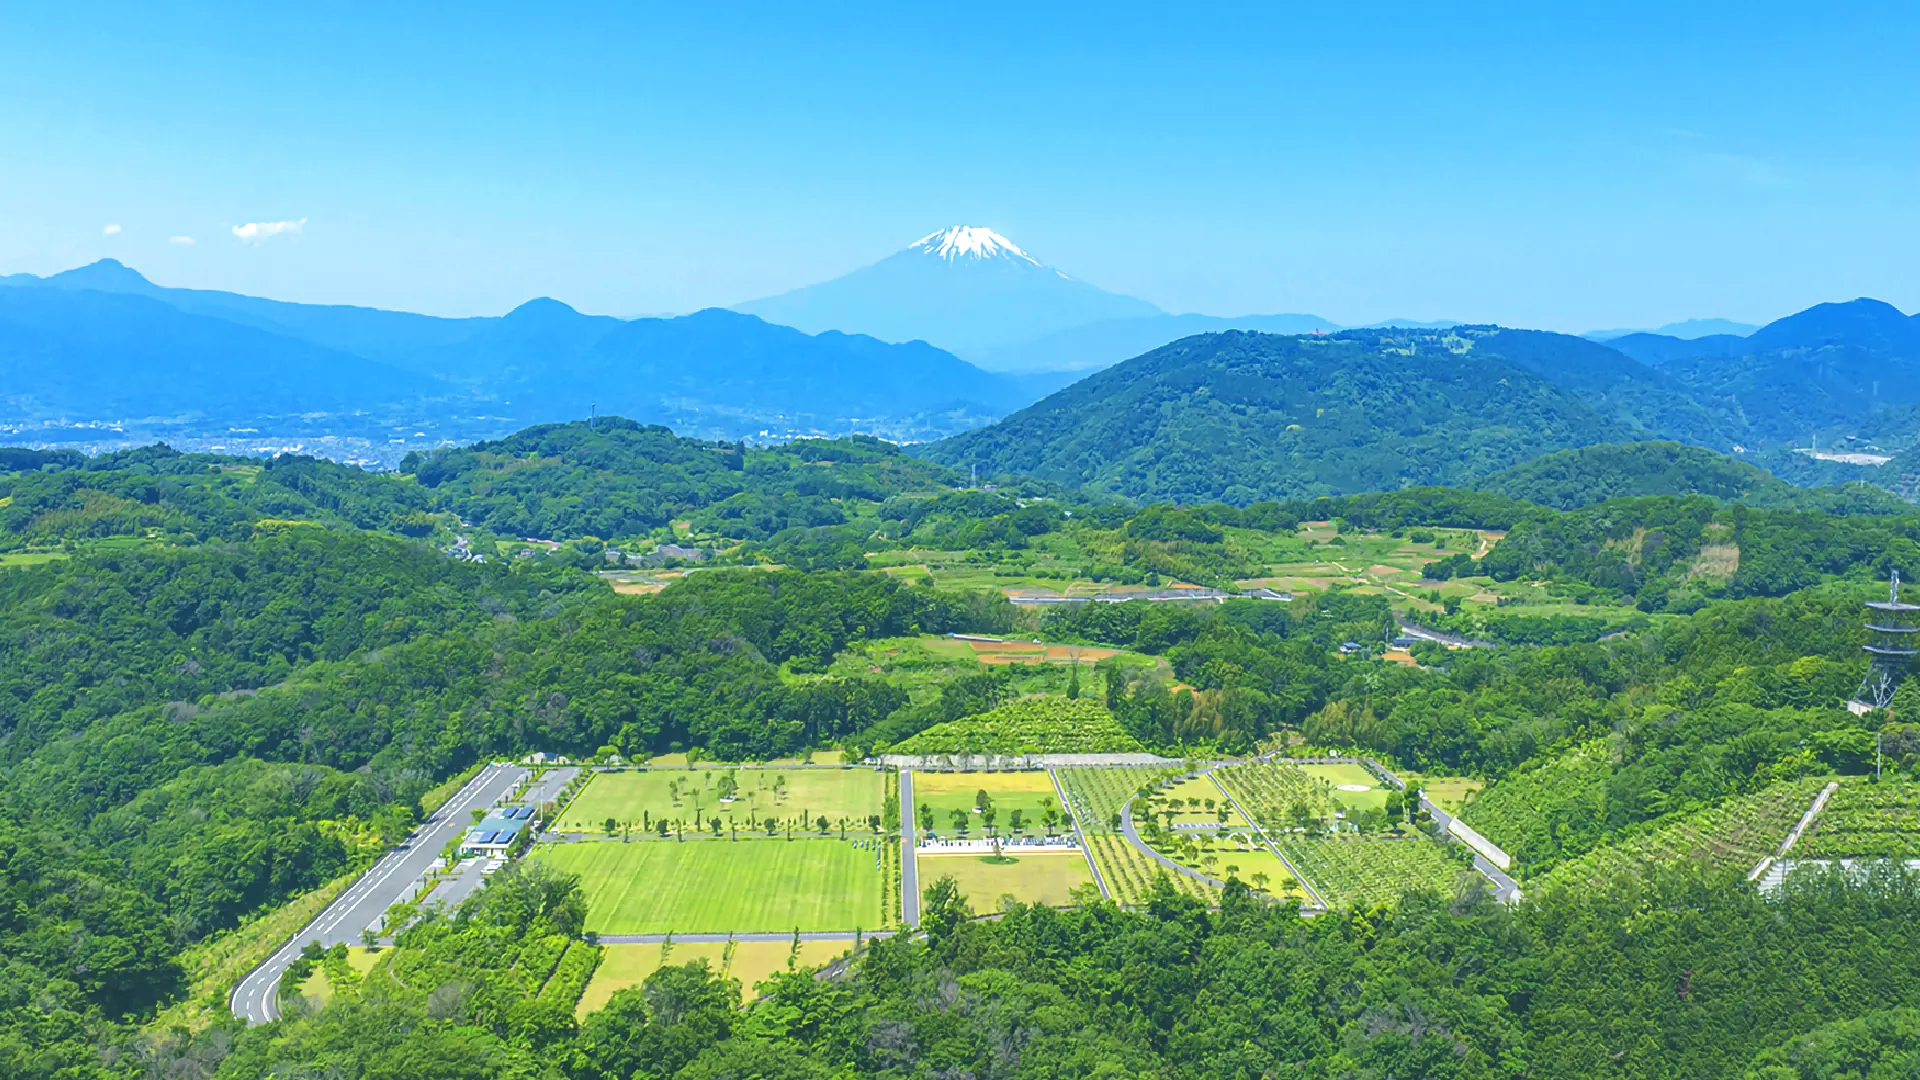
left=230, top=763, right=528, bottom=1024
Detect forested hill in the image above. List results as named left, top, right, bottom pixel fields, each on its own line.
left=1473, top=440, right=1912, bottom=512
left=919, top=327, right=1671, bottom=503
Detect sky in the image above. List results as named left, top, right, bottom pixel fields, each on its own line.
left=1, top=2, right=1917, bottom=331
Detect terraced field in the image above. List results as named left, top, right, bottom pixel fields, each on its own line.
left=1535, top=779, right=1826, bottom=891
left=1798, top=780, right=1920, bottom=858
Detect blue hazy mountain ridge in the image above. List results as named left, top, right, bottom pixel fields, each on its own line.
left=0, top=286, right=446, bottom=417
left=1664, top=298, right=1920, bottom=442
left=0, top=263, right=1045, bottom=438
left=917, top=327, right=1659, bottom=504
left=732, top=226, right=1163, bottom=359
left=1586, top=317, right=1759, bottom=341
left=0, top=258, right=484, bottom=364
left=1602, top=332, right=1749, bottom=366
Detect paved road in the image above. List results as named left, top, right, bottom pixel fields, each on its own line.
left=521, top=766, right=580, bottom=807
left=1119, top=794, right=1233, bottom=890
left=898, top=769, right=918, bottom=926
left=230, top=763, right=528, bottom=1025
left=1421, top=801, right=1522, bottom=903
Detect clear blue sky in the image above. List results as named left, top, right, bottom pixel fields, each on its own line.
left=2, top=2, right=1916, bottom=331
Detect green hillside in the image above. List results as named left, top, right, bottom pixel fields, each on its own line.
left=1475, top=440, right=1911, bottom=512
left=920, top=327, right=1713, bottom=504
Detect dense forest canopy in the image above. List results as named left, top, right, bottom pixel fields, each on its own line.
left=6, top=416, right=1920, bottom=1078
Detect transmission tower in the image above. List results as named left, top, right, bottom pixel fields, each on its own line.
left=1855, top=569, right=1920, bottom=710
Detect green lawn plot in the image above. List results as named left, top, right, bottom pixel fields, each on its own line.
left=575, top=939, right=849, bottom=1016
left=1275, top=837, right=1468, bottom=909
left=1301, top=763, right=1391, bottom=815
left=913, top=770, right=1065, bottom=836
left=1140, top=823, right=1313, bottom=903
left=0, top=551, right=70, bottom=567
left=916, top=851, right=1094, bottom=910
left=537, top=837, right=884, bottom=934
left=1797, top=779, right=1920, bottom=859
left=1056, top=766, right=1184, bottom=833
left=1138, top=775, right=1249, bottom=829
left=1400, top=773, right=1483, bottom=815
left=555, top=767, right=883, bottom=833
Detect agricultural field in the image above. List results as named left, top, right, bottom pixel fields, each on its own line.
left=554, top=767, right=884, bottom=833
left=888, top=697, right=1148, bottom=756
left=535, top=837, right=887, bottom=934
left=912, top=770, right=1066, bottom=835
left=1794, top=779, right=1920, bottom=859
left=916, top=851, right=1094, bottom=909
left=574, top=939, right=849, bottom=1015
left=1535, top=779, right=1827, bottom=891
left=1056, top=766, right=1184, bottom=832
left=1276, top=837, right=1467, bottom=908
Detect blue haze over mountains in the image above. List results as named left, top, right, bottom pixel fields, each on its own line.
left=5, top=225, right=1920, bottom=485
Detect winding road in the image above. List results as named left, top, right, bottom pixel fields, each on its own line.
left=230, top=763, right=528, bottom=1024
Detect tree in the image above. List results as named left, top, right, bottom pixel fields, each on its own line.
left=604, top=817, right=618, bottom=836
left=816, top=814, right=829, bottom=834
left=1067, top=659, right=1082, bottom=700
left=1251, top=871, right=1270, bottom=892
left=1009, top=808, right=1026, bottom=833
left=917, top=802, right=934, bottom=834
left=921, top=875, right=969, bottom=948
left=951, top=808, right=970, bottom=834
left=974, top=790, right=994, bottom=813
left=981, top=805, right=997, bottom=832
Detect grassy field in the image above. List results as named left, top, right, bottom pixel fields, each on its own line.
left=916, top=851, right=1094, bottom=909
left=1400, top=773, right=1484, bottom=814
left=291, top=946, right=379, bottom=1008
left=0, top=551, right=71, bottom=567
left=1301, top=763, right=1391, bottom=814
left=537, top=837, right=886, bottom=934
left=575, top=939, right=849, bottom=1015
left=556, top=767, right=884, bottom=833
left=913, top=770, right=1063, bottom=834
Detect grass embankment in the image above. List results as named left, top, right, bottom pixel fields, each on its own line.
left=146, top=870, right=360, bottom=1032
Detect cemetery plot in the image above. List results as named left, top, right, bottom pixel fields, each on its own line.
left=913, top=771, right=1067, bottom=837
left=1215, top=762, right=1339, bottom=830
left=1137, top=775, right=1248, bottom=829
left=917, top=851, right=1095, bottom=909
left=555, top=767, right=884, bottom=834
left=1300, top=763, right=1391, bottom=814
left=1275, top=837, right=1465, bottom=908
left=536, top=837, right=885, bottom=935
left=1056, top=766, right=1182, bottom=833
left=1084, top=831, right=1217, bottom=907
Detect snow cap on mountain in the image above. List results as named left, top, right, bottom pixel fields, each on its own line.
left=911, top=226, right=1042, bottom=267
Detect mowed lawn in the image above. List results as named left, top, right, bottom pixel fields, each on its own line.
left=556, top=767, right=884, bottom=833
left=916, top=852, right=1093, bottom=909
left=914, top=771, right=1063, bottom=833
left=1301, top=763, right=1390, bottom=814
left=537, top=838, right=884, bottom=934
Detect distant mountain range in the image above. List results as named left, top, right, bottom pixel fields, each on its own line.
left=919, top=299, right=1920, bottom=504
left=0, top=259, right=1064, bottom=445
left=1585, top=317, right=1759, bottom=341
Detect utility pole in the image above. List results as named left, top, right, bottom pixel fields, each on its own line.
left=589, top=402, right=597, bottom=429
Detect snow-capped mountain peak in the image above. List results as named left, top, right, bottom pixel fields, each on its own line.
left=911, top=225, right=1042, bottom=267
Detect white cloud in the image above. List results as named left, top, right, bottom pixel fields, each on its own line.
left=102, top=223, right=121, bottom=236
left=231, top=217, right=307, bottom=243
left=169, top=235, right=196, bottom=246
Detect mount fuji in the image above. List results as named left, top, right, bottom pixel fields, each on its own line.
left=733, top=226, right=1163, bottom=360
